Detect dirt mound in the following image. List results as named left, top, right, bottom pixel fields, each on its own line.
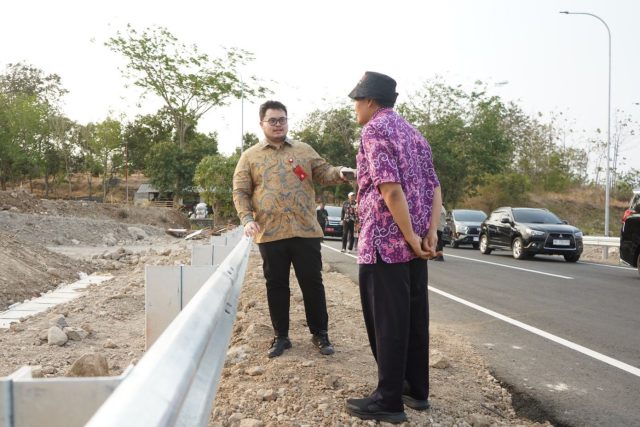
left=0, top=231, right=95, bottom=310
left=0, top=190, right=191, bottom=311
left=0, top=190, right=189, bottom=229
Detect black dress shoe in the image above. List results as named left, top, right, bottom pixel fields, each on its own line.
left=345, top=397, right=407, bottom=424
left=268, top=336, right=291, bottom=358
left=402, top=380, right=430, bottom=410
left=402, top=394, right=430, bottom=411
left=311, top=332, right=335, bottom=355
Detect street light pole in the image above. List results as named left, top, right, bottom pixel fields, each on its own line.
left=560, top=11, right=612, bottom=245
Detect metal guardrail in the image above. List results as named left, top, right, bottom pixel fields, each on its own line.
left=582, top=236, right=620, bottom=247
left=85, top=234, right=251, bottom=427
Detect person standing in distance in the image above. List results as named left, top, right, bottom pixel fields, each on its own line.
left=341, top=192, right=357, bottom=253
left=432, top=204, right=447, bottom=261
left=345, top=72, right=442, bottom=424
left=316, top=202, right=329, bottom=234
left=233, top=100, right=355, bottom=358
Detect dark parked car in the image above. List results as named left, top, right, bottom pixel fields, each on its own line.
left=620, top=189, right=640, bottom=276
left=322, top=205, right=343, bottom=237
left=479, top=207, right=583, bottom=262
left=444, top=209, right=487, bottom=248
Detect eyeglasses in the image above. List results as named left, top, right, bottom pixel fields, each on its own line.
left=262, top=117, right=288, bottom=126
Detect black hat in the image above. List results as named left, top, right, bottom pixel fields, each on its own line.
left=348, top=71, right=398, bottom=102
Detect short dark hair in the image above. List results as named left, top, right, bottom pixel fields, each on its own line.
left=355, top=97, right=396, bottom=109
left=374, top=97, right=396, bottom=108
left=259, top=100, right=288, bottom=120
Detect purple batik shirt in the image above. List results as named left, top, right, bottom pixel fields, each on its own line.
left=356, top=108, right=440, bottom=264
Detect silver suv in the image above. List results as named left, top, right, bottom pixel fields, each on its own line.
left=445, top=209, right=487, bottom=249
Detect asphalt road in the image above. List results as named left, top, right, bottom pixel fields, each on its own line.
left=320, top=238, right=640, bottom=427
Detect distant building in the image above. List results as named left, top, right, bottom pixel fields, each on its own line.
left=133, top=183, right=204, bottom=210
left=134, top=184, right=172, bottom=207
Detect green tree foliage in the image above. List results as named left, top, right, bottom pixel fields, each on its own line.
left=0, top=93, right=24, bottom=189
left=241, top=132, right=259, bottom=153
left=0, top=63, right=70, bottom=192
left=1, top=93, right=49, bottom=191
left=616, top=169, right=640, bottom=195
left=74, top=123, right=103, bottom=199
left=145, top=132, right=218, bottom=200
left=194, top=153, right=240, bottom=220
left=123, top=109, right=173, bottom=172
left=0, top=62, right=67, bottom=106
left=474, top=172, right=532, bottom=213
left=398, top=79, right=588, bottom=207
left=49, top=115, right=77, bottom=198
left=415, top=113, right=470, bottom=207
left=92, top=118, right=123, bottom=200
left=106, top=25, right=267, bottom=148
left=398, top=81, right=515, bottom=207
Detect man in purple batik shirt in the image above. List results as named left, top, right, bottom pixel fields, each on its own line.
left=345, top=71, right=442, bottom=424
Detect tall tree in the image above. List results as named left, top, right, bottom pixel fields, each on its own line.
left=0, top=63, right=69, bottom=192
left=49, top=114, right=75, bottom=197
left=194, top=152, right=241, bottom=220
left=91, top=118, right=123, bottom=200
left=0, top=62, right=67, bottom=106
left=144, top=130, right=218, bottom=201
left=123, top=109, right=174, bottom=172
left=106, top=25, right=268, bottom=148
left=241, top=132, right=259, bottom=153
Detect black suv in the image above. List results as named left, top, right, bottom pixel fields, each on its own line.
left=479, top=207, right=583, bottom=262
left=444, top=209, right=487, bottom=249
left=620, top=189, right=640, bottom=276
left=321, top=205, right=344, bottom=237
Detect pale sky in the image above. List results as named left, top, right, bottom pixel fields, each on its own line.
left=3, top=0, right=639, bottom=174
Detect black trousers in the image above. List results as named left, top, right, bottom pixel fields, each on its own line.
left=436, top=229, right=444, bottom=252
left=342, top=220, right=355, bottom=250
left=318, top=221, right=326, bottom=241
left=258, top=237, right=328, bottom=337
left=359, top=256, right=429, bottom=411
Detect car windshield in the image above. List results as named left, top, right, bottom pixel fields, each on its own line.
left=513, top=209, right=563, bottom=224
left=325, top=206, right=342, bottom=217
left=454, top=210, right=486, bottom=222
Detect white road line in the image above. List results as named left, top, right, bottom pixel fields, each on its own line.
left=444, top=253, right=574, bottom=280
left=578, top=261, right=636, bottom=270
left=429, top=286, right=640, bottom=378
left=321, top=243, right=358, bottom=259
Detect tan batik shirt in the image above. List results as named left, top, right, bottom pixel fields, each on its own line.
left=233, top=138, right=345, bottom=243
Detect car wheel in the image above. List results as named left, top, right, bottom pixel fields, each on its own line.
left=479, top=235, right=492, bottom=254
left=512, top=237, right=527, bottom=260
left=451, top=240, right=459, bottom=248
left=564, top=253, right=580, bottom=263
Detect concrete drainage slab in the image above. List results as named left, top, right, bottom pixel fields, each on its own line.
left=0, top=274, right=112, bottom=328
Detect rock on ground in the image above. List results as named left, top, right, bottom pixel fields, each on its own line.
left=0, top=190, right=570, bottom=425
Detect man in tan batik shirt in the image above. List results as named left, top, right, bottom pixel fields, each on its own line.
left=233, top=100, right=355, bottom=358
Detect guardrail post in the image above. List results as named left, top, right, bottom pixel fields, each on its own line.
left=0, top=366, right=130, bottom=427
left=86, top=236, right=251, bottom=427
left=145, top=265, right=218, bottom=348
left=1, top=228, right=250, bottom=427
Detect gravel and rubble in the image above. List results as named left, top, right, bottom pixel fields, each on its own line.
left=0, top=190, right=564, bottom=425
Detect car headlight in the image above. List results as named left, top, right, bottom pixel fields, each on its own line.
left=574, top=231, right=583, bottom=238
left=458, top=225, right=469, bottom=234
left=525, top=227, right=545, bottom=236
